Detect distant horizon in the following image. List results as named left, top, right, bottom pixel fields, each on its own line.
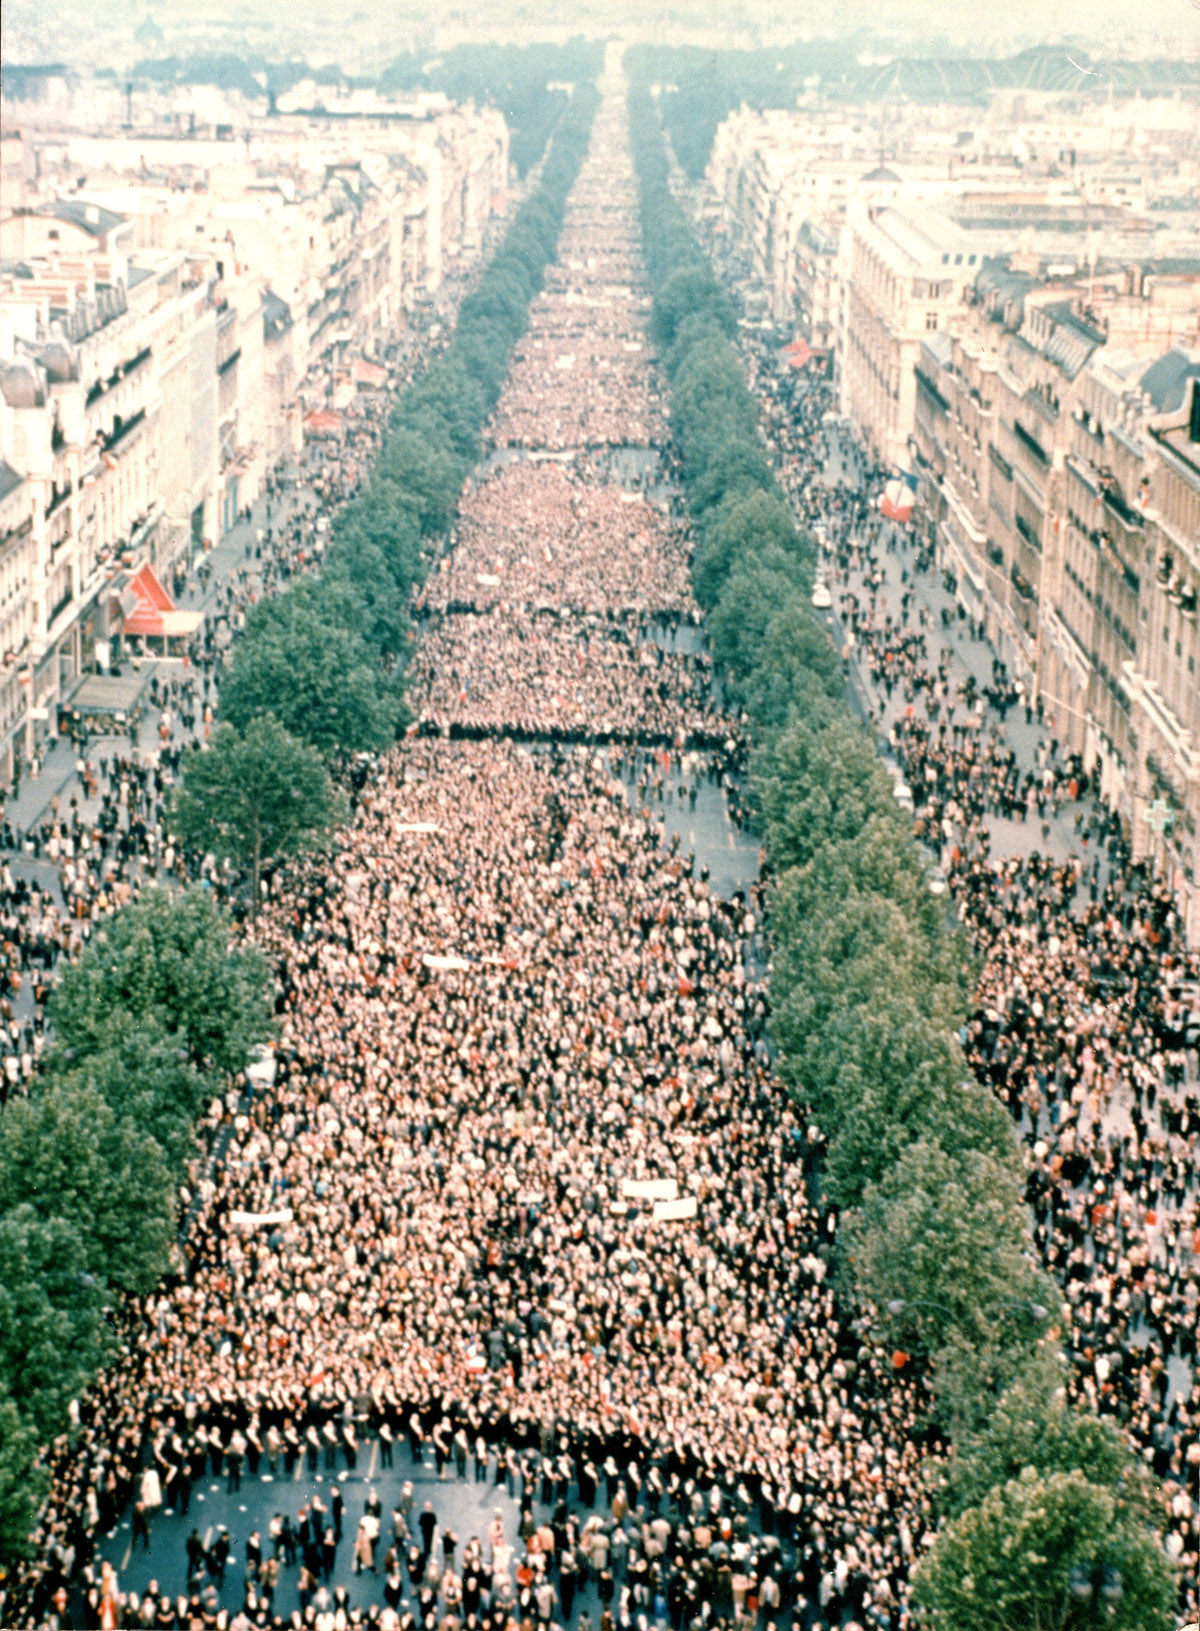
left=3, top=0, right=1199, bottom=72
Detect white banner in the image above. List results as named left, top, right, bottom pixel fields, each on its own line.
left=622, top=1178, right=679, bottom=1201
left=652, top=1197, right=698, bottom=1223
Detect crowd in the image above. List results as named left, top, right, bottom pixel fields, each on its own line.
left=417, top=463, right=693, bottom=620
left=5, top=84, right=940, bottom=1631
left=5, top=68, right=1197, bottom=1631
left=408, top=612, right=724, bottom=745
left=735, top=319, right=1200, bottom=1609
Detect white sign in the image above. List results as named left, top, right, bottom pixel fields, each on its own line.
left=622, top=1178, right=679, bottom=1201
left=422, top=953, right=471, bottom=971
left=230, top=1208, right=293, bottom=1229
left=652, top=1197, right=698, bottom=1223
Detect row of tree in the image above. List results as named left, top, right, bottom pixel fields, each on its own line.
left=380, top=41, right=605, bottom=178
left=171, top=79, right=600, bottom=912
left=0, top=892, right=272, bottom=1564
left=0, top=73, right=606, bottom=1577
left=627, top=80, right=1178, bottom=1631
left=625, top=43, right=862, bottom=182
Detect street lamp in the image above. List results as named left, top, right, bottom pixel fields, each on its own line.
left=885, top=1298, right=1049, bottom=1322
left=1067, top=1561, right=1123, bottom=1624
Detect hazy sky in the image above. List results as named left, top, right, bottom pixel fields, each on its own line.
left=2, top=0, right=1199, bottom=67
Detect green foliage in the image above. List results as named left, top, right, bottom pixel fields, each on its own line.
left=0, top=1386, right=48, bottom=1565
left=220, top=591, right=403, bottom=762
left=45, top=1032, right=209, bottom=1172
left=48, top=887, right=271, bottom=1078
left=378, top=40, right=603, bottom=176
left=692, top=488, right=797, bottom=608
left=844, top=1138, right=1050, bottom=1361
left=707, top=545, right=810, bottom=679
left=0, top=1207, right=108, bottom=1444
left=938, top=1363, right=1159, bottom=1522
left=626, top=43, right=861, bottom=181
left=0, top=1083, right=174, bottom=1297
left=317, top=538, right=412, bottom=661
left=912, top=1466, right=1177, bottom=1631
left=171, top=715, right=345, bottom=912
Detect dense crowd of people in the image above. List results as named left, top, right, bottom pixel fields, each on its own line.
left=417, top=463, right=693, bottom=620
left=7, top=86, right=939, bottom=1631
left=4, top=65, right=1197, bottom=1631
left=734, top=315, right=1200, bottom=1612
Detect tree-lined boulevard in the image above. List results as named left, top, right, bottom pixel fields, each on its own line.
left=0, top=45, right=1193, bottom=1631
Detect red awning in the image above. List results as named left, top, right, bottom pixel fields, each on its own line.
left=304, top=408, right=343, bottom=435
left=784, top=338, right=813, bottom=369
left=122, top=562, right=203, bottom=639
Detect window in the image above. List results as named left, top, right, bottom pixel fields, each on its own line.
left=925, top=311, right=939, bottom=331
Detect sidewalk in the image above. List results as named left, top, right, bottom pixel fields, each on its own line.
left=815, top=439, right=1088, bottom=875
left=2, top=487, right=296, bottom=842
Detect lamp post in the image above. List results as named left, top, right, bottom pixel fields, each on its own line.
left=1066, top=1561, right=1123, bottom=1626
left=885, top=1297, right=1049, bottom=1323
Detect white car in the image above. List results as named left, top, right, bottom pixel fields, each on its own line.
left=811, top=577, right=833, bottom=610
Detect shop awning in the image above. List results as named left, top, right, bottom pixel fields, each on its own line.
left=122, top=562, right=203, bottom=639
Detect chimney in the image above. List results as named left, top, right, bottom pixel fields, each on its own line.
left=1190, top=377, right=1200, bottom=445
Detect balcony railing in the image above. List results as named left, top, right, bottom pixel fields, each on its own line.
left=100, top=408, right=147, bottom=456
left=1013, top=420, right=1049, bottom=467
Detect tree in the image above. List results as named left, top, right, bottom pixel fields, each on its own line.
left=0, top=1081, right=174, bottom=1296
left=692, top=488, right=797, bottom=608
left=912, top=1466, right=1177, bottom=1631
left=739, top=601, right=843, bottom=728
left=43, top=1030, right=210, bottom=1171
left=707, top=546, right=809, bottom=681
left=0, top=1207, right=108, bottom=1443
left=687, top=436, right=775, bottom=523
left=0, top=1384, right=48, bottom=1567
left=171, top=716, right=345, bottom=912
left=48, top=887, right=271, bottom=1077
left=821, top=1014, right=1013, bottom=1209
left=220, top=594, right=402, bottom=762
left=315, top=538, right=412, bottom=659
left=939, top=1364, right=1161, bottom=1523
left=375, top=424, right=468, bottom=536
left=651, top=264, right=733, bottom=351
left=844, top=1138, right=1048, bottom=1364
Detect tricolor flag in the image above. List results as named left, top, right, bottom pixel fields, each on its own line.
left=879, top=469, right=918, bottom=523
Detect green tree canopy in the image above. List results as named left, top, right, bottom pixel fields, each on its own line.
left=171, top=715, right=345, bottom=912
left=845, top=1138, right=1048, bottom=1362
left=913, top=1466, right=1177, bottom=1631
left=0, top=1082, right=174, bottom=1297
left=220, top=593, right=402, bottom=762
left=48, top=887, right=271, bottom=1077
left=0, top=1385, right=48, bottom=1564
left=0, top=1207, right=108, bottom=1443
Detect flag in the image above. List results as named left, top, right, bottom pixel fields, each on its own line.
left=879, top=470, right=918, bottom=523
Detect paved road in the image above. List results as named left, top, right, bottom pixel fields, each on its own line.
left=99, top=1441, right=609, bottom=1626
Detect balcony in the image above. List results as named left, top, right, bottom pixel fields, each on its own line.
left=1013, top=420, right=1049, bottom=468
left=1102, top=484, right=1143, bottom=533
left=1015, top=512, right=1041, bottom=552
left=85, top=345, right=151, bottom=409
left=100, top=408, right=147, bottom=457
